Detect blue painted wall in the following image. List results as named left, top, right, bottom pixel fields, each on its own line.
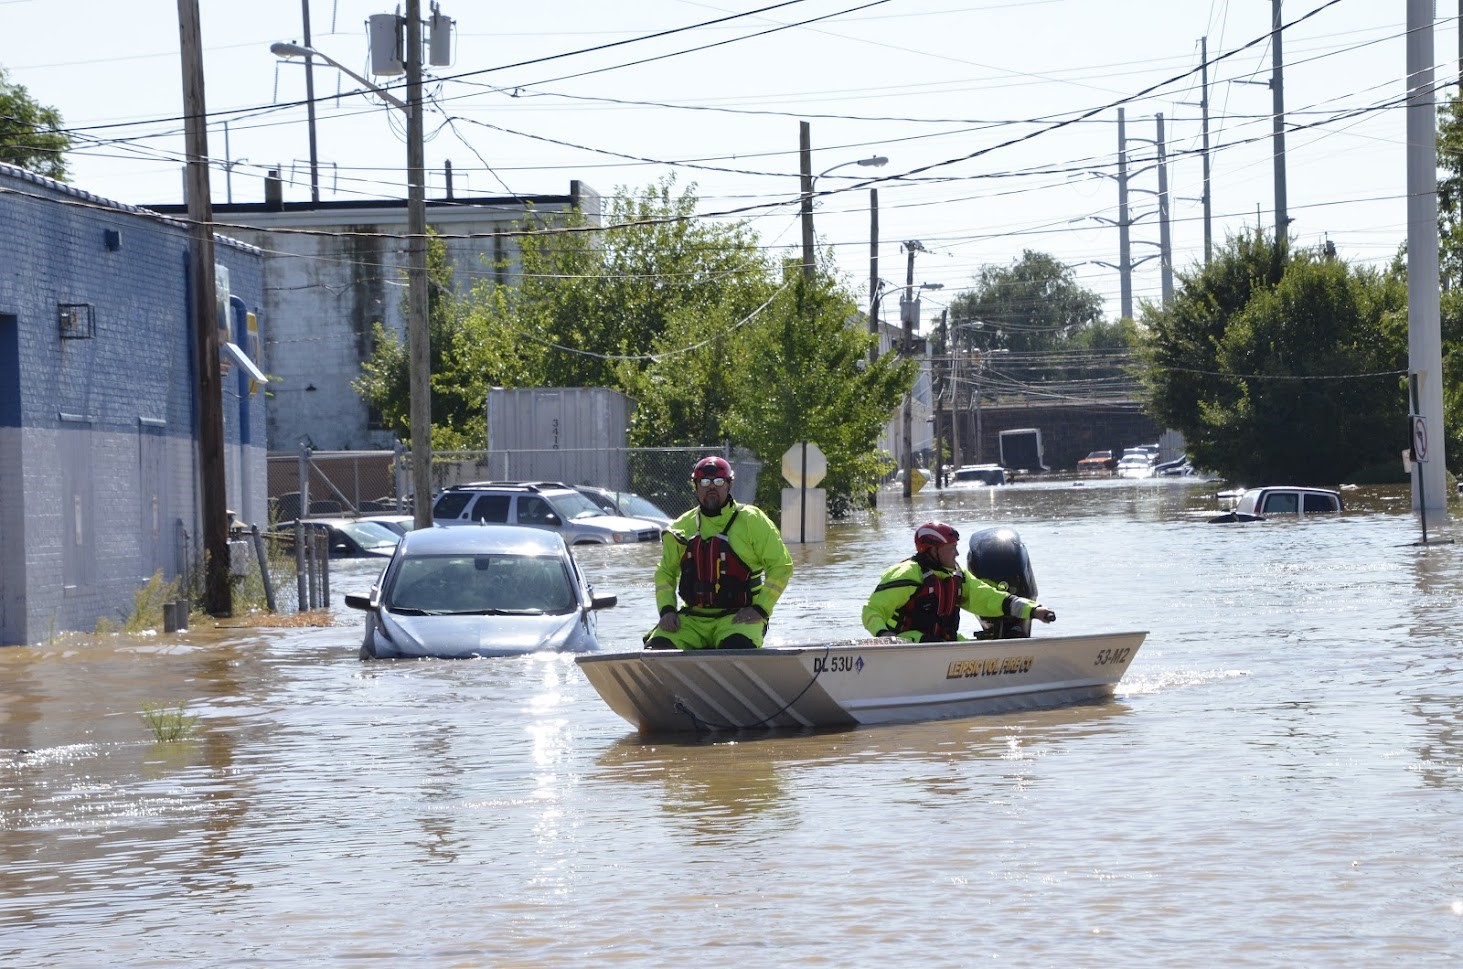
left=0, top=163, right=266, bottom=645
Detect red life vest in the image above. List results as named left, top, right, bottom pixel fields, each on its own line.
left=678, top=509, right=758, bottom=610
left=893, top=562, right=964, bottom=641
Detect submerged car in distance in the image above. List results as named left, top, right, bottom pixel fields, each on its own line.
left=344, top=525, right=617, bottom=659
left=360, top=514, right=417, bottom=536
left=432, top=481, right=661, bottom=545
left=1208, top=486, right=1344, bottom=523
left=573, top=485, right=675, bottom=528
left=1076, top=450, right=1117, bottom=474
left=275, top=517, right=401, bottom=558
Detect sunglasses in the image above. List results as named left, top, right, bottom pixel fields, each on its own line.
left=695, top=476, right=730, bottom=488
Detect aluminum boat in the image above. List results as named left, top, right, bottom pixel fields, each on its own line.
left=576, top=630, right=1146, bottom=734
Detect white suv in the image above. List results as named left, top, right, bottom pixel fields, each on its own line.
left=431, top=481, right=662, bottom=545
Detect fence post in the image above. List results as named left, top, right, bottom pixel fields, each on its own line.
left=251, top=523, right=276, bottom=612
left=394, top=439, right=407, bottom=512
left=319, top=526, right=331, bottom=607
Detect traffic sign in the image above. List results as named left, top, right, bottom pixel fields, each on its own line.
left=782, top=441, right=826, bottom=488
left=1412, top=416, right=1428, bottom=463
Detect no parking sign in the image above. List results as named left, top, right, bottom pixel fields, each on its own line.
left=1412, top=416, right=1428, bottom=463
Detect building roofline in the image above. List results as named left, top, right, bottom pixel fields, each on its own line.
left=0, top=161, right=264, bottom=255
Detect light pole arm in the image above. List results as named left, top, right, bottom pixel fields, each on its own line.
left=271, top=42, right=408, bottom=112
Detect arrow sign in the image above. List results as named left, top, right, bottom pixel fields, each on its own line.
left=1412, top=416, right=1428, bottom=463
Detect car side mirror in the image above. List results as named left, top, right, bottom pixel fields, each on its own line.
left=344, top=593, right=373, bottom=611
left=591, top=594, right=617, bottom=610
left=543, top=512, right=561, bottom=526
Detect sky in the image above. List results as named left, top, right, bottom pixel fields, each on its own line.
left=2, top=0, right=1458, bottom=332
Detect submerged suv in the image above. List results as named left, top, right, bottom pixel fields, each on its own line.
left=431, top=481, right=662, bottom=545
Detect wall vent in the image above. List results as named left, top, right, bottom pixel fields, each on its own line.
left=58, top=303, right=96, bottom=340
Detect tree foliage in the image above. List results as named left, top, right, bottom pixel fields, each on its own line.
left=0, top=67, right=70, bottom=180
left=355, top=177, right=915, bottom=514
left=721, top=271, right=914, bottom=516
left=947, top=250, right=1105, bottom=353
left=1140, top=230, right=1408, bottom=484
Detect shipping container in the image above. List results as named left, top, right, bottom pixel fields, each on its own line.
left=485, top=388, right=635, bottom=487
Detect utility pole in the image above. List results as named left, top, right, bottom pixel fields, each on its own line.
left=900, top=240, right=924, bottom=498
left=1156, top=113, right=1173, bottom=305
left=800, top=121, right=815, bottom=280
left=1407, top=0, right=1447, bottom=515
left=301, top=0, right=321, bottom=204
left=938, top=309, right=951, bottom=484
left=406, top=0, right=432, bottom=529
left=1200, top=35, right=1213, bottom=263
left=1116, top=108, right=1133, bottom=320
left=868, top=188, right=879, bottom=362
left=1271, top=0, right=1289, bottom=245
left=177, top=0, right=231, bottom=616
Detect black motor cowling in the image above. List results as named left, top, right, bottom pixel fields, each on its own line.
left=965, top=526, right=1038, bottom=639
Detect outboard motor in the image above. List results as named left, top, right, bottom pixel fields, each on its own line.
left=965, top=526, right=1038, bottom=639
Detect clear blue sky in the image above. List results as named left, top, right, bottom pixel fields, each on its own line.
left=3, top=0, right=1454, bottom=328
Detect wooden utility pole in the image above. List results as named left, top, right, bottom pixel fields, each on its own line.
left=406, top=0, right=433, bottom=529
left=1200, top=36, right=1213, bottom=264
left=900, top=240, right=923, bottom=498
left=178, top=0, right=231, bottom=616
left=301, top=0, right=321, bottom=203
left=868, top=188, right=879, bottom=362
left=799, top=121, right=815, bottom=280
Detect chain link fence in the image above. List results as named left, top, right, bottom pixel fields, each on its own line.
left=266, top=443, right=760, bottom=523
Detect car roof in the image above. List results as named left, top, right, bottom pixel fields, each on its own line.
left=1244, top=486, right=1339, bottom=496
left=440, top=481, right=576, bottom=494
left=396, top=523, right=569, bottom=556
left=281, top=516, right=396, bottom=530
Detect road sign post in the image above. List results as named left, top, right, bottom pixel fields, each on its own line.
left=781, top=441, right=827, bottom=543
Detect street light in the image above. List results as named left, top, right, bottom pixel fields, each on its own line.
left=273, top=3, right=433, bottom=529
left=800, top=151, right=887, bottom=280
left=816, top=154, right=889, bottom=184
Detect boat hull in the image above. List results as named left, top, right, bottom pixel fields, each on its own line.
left=576, top=631, right=1146, bottom=734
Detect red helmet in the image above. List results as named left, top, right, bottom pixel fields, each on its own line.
left=914, top=521, right=959, bottom=552
left=691, top=456, right=735, bottom=482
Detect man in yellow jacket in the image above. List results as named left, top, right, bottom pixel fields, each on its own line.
left=862, top=521, right=1055, bottom=642
left=645, top=456, right=793, bottom=651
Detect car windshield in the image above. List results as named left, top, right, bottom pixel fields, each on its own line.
left=334, top=521, right=401, bottom=551
left=386, top=553, right=576, bottom=614
left=550, top=491, right=608, bottom=520
left=617, top=493, right=671, bottom=520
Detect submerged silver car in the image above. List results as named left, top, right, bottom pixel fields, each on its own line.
left=344, top=525, right=617, bottom=659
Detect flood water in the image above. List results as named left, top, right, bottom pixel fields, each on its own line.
left=4, top=477, right=1462, bottom=966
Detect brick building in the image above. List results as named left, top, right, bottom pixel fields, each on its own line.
left=0, top=163, right=266, bottom=646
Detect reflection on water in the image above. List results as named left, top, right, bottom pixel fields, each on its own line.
left=4, top=479, right=1463, bottom=965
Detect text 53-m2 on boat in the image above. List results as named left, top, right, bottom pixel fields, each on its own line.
left=577, top=527, right=1146, bottom=734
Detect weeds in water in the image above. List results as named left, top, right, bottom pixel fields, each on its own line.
left=95, top=571, right=186, bottom=635
left=141, top=701, right=200, bottom=742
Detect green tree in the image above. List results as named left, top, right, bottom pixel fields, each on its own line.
left=0, top=67, right=70, bottom=180
left=357, top=179, right=915, bottom=514
left=947, top=250, right=1105, bottom=353
left=1141, top=231, right=1408, bottom=483
left=355, top=232, right=538, bottom=450
left=720, top=271, right=915, bottom=517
